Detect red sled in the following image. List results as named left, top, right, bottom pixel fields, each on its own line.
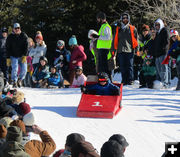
left=77, top=83, right=123, bottom=119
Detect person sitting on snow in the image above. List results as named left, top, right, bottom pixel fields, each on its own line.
left=71, top=66, right=87, bottom=88
left=81, top=72, right=120, bottom=96
left=47, top=66, right=64, bottom=88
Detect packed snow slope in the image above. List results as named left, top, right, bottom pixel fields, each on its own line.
left=20, top=84, right=180, bottom=157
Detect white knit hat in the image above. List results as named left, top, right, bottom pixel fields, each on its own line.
left=23, top=112, right=35, bottom=126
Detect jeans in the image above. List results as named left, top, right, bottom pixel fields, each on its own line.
left=11, top=56, right=27, bottom=82
left=117, top=52, right=134, bottom=84
left=155, top=55, right=168, bottom=86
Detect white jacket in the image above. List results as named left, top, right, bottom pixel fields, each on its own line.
left=29, top=42, right=47, bottom=64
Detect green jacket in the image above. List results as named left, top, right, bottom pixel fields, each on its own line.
left=142, top=65, right=156, bottom=76
left=0, top=141, right=30, bottom=157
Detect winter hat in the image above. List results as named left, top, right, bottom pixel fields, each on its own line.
left=109, top=134, right=129, bottom=148
left=35, top=34, right=43, bottom=41
left=40, top=56, right=48, bottom=64
left=57, top=40, right=65, bottom=47
left=23, top=112, right=35, bottom=126
left=12, top=91, right=24, bottom=104
left=1, top=27, right=8, bottom=33
left=65, top=133, right=85, bottom=148
left=10, top=119, right=26, bottom=134
left=13, top=23, right=20, bottom=29
left=144, top=55, right=153, bottom=63
left=0, top=117, right=13, bottom=128
left=68, top=35, right=78, bottom=46
left=75, top=66, right=83, bottom=71
left=0, top=124, right=7, bottom=138
left=142, top=24, right=150, bottom=31
left=170, top=29, right=179, bottom=38
left=101, top=140, right=124, bottom=157
left=88, top=29, right=99, bottom=39
left=98, top=72, right=109, bottom=82
left=120, top=12, right=130, bottom=22
left=0, top=102, right=15, bottom=118
left=6, top=126, right=22, bottom=142
left=71, top=141, right=100, bottom=157
left=19, top=102, right=31, bottom=116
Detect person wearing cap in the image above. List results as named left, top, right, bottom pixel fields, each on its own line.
left=81, top=72, right=120, bottom=95
left=0, top=27, right=8, bottom=86
left=153, top=18, right=169, bottom=88
left=111, top=12, right=139, bottom=85
left=68, top=35, right=87, bottom=85
left=96, top=12, right=112, bottom=76
left=101, top=140, right=124, bottom=157
left=32, top=56, right=50, bottom=88
left=168, top=30, right=180, bottom=90
left=53, top=133, right=85, bottom=157
left=6, top=23, right=28, bottom=88
left=71, top=66, right=87, bottom=88
left=71, top=141, right=100, bottom=157
left=53, top=40, right=71, bottom=81
left=29, top=31, right=47, bottom=71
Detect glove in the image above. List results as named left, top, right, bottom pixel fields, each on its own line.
left=21, top=56, right=27, bottom=63
left=6, top=58, right=11, bottom=67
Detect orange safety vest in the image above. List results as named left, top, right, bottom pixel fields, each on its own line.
left=114, top=25, right=138, bottom=50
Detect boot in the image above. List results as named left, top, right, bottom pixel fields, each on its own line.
left=12, top=81, right=18, bottom=88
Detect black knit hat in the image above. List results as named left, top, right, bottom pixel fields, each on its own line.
left=98, top=72, right=109, bottom=82
left=0, top=101, right=14, bottom=118
left=109, top=134, right=129, bottom=148
left=6, top=126, right=22, bottom=142
left=101, top=140, right=124, bottom=157
left=65, top=133, right=85, bottom=148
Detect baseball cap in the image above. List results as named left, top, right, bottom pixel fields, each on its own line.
left=13, top=23, right=20, bottom=29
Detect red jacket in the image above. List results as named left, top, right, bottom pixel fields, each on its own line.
left=69, top=45, right=87, bottom=70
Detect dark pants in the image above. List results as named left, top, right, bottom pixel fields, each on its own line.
left=97, top=49, right=109, bottom=74
left=139, top=71, right=156, bottom=88
left=176, top=61, right=180, bottom=90
left=117, top=52, right=134, bottom=84
left=0, top=56, right=8, bottom=83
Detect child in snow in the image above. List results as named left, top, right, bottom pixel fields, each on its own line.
left=81, top=72, right=120, bottom=96
left=48, top=66, right=63, bottom=88
left=139, top=55, right=156, bottom=88
left=71, top=66, right=87, bottom=88
left=32, top=56, right=50, bottom=88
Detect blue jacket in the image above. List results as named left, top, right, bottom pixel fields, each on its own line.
left=86, top=81, right=120, bottom=96
left=48, top=72, right=61, bottom=86
left=32, top=64, right=50, bottom=81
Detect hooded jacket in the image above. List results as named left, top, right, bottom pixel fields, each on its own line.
left=154, top=18, right=169, bottom=57
left=69, top=45, right=87, bottom=70
left=0, top=126, right=30, bottom=157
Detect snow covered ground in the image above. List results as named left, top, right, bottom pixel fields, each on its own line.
left=19, top=78, right=180, bottom=157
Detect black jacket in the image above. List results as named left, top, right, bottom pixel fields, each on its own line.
left=154, top=27, right=169, bottom=57
left=6, top=32, right=28, bottom=58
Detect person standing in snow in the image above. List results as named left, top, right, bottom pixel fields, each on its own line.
left=29, top=32, right=47, bottom=71
left=6, top=23, right=28, bottom=88
left=96, top=12, right=112, bottom=75
left=153, top=18, right=169, bottom=88
left=68, top=35, right=87, bottom=85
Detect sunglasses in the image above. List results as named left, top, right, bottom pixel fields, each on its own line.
left=98, top=78, right=107, bottom=82
left=122, top=17, right=128, bottom=20
left=15, top=27, right=20, bottom=30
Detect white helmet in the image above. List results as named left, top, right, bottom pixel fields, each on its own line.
left=88, top=29, right=98, bottom=39
left=170, top=29, right=179, bottom=38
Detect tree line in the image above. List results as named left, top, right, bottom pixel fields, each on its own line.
left=0, top=0, right=179, bottom=74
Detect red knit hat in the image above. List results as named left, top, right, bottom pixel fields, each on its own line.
left=19, top=102, right=31, bottom=116
left=35, top=34, right=43, bottom=41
